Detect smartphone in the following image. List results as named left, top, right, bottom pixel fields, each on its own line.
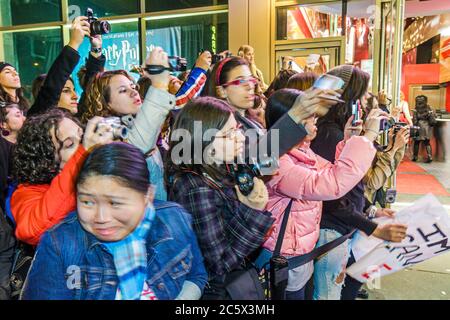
left=314, top=74, right=345, bottom=90
left=352, top=100, right=361, bottom=126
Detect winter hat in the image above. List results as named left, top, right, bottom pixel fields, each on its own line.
left=327, top=65, right=353, bottom=91
left=0, top=62, right=14, bottom=74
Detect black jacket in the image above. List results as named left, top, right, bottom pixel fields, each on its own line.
left=0, top=207, right=15, bottom=300
left=27, top=46, right=106, bottom=117
left=311, top=121, right=377, bottom=236
left=235, top=112, right=308, bottom=169
left=0, top=137, right=13, bottom=213
left=27, top=46, right=80, bottom=116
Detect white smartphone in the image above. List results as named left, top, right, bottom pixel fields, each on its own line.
left=313, top=74, right=345, bottom=90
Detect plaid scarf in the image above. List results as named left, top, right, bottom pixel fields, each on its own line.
left=102, top=205, right=155, bottom=300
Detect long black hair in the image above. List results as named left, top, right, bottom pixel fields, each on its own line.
left=265, top=88, right=301, bottom=129
left=318, top=67, right=370, bottom=131
left=166, top=96, right=234, bottom=185
left=77, top=142, right=149, bottom=194
left=264, top=69, right=298, bottom=98
left=0, top=86, right=29, bottom=111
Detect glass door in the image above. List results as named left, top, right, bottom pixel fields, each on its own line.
left=275, top=39, right=343, bottom=75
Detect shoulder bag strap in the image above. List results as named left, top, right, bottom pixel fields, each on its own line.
left=273, top=199, right=293, bottom=257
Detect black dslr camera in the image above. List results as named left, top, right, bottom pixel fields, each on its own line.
left=379, top=118, right=420, bottom=148
left=169, top=56, right=187, bottom=72
left=200, top=49, right=232, bottom=65
left=230, top=164, right=261, bottom=196
left=144, top=56, right=187, bottom=75
left=230, top=156, right=279, bottom=196
left=86, top=8, right=111, bottom=36
left=393, top=121, right=420, bottom=138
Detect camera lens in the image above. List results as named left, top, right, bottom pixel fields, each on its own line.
left=91, top=20, right=111, bottom=35
left=112, top=127, right=128, bottom=140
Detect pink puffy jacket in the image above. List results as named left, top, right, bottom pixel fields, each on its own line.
left=263, top=136, right=376, bottom=256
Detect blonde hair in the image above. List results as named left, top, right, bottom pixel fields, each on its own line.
left=237, top=45, right=253, bottom=58
left=81, top=70, right=134, bottom=124
left=238, top=45, right=258, bottom=74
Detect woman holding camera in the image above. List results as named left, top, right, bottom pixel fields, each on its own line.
left=22, top=142, right=208, bottom=300
left=79, top=47, right=179, bottom=200
left=255, top=88, right=379, bottom=300
left=362, top=94, right=409, bottom=206
left=205, top=56, right=341, bottom=166
left=81, top=47, right=174, bottom=153
left=10, top=109, right=114, bottom=245
left=28, top=16, right=106, bottom=117
left=167, top=97, right=274, bottom=300
left=310, top=65, right=408, bottom=300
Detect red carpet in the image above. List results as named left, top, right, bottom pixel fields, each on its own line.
left=397, top=159, right=426, bottom=173
left=396, top=173, right=450, bottom=196
left=396, top=160, right=450, bottom=196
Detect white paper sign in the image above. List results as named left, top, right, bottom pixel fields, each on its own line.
left=347, top=194, right=450, bottom=283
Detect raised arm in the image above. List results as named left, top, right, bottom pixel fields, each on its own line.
left=27, top=17, right=90, bottom=116
left=127, top=47, right=175, bottom=154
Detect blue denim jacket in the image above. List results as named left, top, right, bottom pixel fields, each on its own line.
left=146, top=149, right=167, bottom=201
left=22, top=201, right=207, bottom=300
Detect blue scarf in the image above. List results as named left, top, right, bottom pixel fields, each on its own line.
left=102, top=206, right=155, bottom=300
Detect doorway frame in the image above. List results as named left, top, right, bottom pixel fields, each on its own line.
left=270, top=0, right=345, bottom=78
left=274, top=37, right=346, bottom=75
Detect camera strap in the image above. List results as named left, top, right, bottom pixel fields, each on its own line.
left=144, top=65, right=172, bottom=75
left=287, top=229, right=356, bottom=270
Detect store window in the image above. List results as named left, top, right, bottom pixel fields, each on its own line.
left=276, top=3, right=342, bottom=41
left=0, top=0, right=61, bottom=27
left=146, top=12, right=228, bottom=71
left=1, top=27, right=62, bottom=101
left=67, top=0, right=140, bottom=20
left=276, top=0, right=376, bottom=76
left=72, top=20, right=140, bottom=94
left=146, top=0, right=228, bottom=12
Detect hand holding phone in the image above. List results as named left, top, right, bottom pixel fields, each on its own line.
left=352, top=100, right=361, bottom=126
left=314, top=74, right=345, bottom=91
left=314, top=74, right=346, bottom=103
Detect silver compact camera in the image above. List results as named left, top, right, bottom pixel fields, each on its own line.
left=385, top=188, right=397, bottom=204
left=96, top=117, right=129, bottom=140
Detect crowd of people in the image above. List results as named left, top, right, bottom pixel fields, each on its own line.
left=0, top=16, right=436, bottom=300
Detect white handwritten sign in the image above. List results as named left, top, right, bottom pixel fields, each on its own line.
left=347, top=194, right=450, bottom=283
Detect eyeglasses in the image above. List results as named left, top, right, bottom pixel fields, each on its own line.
left=222, top=77, right=258, bottom=88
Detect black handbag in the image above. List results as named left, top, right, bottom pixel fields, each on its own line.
left=0, top=209, right=16, bottom=300
left=224, top=263, right=265, bottom=300
left=9, top=242, right=34, bottom=300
